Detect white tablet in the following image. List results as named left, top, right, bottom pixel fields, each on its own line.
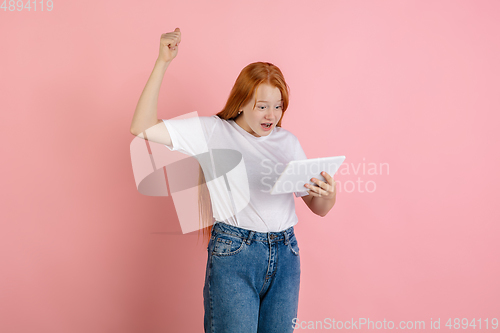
left=270, top=156, right=346, bottom=195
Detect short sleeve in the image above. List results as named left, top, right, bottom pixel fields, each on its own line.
left=293, top=137, right=309, bottom=198
left=162, top=115, right=219, bottom=156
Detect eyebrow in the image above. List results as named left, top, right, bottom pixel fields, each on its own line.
left=256, top=99, right=283, bottom=103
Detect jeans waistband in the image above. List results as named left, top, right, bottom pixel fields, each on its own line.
left=212, top=221, right=295, bottom=244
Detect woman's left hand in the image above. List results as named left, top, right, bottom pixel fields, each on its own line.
left=305, top=171, right=336, bottom=200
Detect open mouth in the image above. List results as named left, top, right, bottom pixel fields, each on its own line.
left=261, top=122, right=273, bottom=129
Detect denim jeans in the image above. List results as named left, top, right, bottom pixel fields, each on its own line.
left=203, top=221, right=301, bottom=333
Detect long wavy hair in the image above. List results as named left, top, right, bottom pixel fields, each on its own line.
left=197, top=61, right=291, bottom=247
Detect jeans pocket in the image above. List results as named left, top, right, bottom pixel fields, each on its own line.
left=211, top=232, right=247, bottom=257
left=287, top=234, right=300, bottom=256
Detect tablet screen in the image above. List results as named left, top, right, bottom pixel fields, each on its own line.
left=270, top=156, right=346, bottom=195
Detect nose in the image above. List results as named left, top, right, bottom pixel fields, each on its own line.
left=265, top=108, right=275, bottom=120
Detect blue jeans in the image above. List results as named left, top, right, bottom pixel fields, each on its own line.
left=203, top=221, right=301, bottom=333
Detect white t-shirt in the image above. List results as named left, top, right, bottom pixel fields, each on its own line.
left=162, top=115, right=308, bottom=232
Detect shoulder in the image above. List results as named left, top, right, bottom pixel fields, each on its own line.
left=209, top=114, right=229, bottom=126
left=191, top=115, right=224, bottom=131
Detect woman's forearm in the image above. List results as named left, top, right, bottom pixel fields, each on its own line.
left=130, top=59, right=171, bottom=135
left=310, top=193, right=336, bottom=217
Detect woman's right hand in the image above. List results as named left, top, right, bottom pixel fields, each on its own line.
left=157, top=28, right=181, bottom=64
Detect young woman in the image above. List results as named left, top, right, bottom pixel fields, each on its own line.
left=130, top=28, right=338, bottom=333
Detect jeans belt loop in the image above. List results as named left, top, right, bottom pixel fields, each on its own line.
left=246, top=231, right=254, bottom=245
left=283, top=230, right=289, bottom=245
left=211, top=222, right=218, bottom=236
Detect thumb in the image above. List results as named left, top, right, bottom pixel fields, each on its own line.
left=175, top=27, right=180, bottom=31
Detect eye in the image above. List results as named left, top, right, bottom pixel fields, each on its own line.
left=276, top=105, right=283, bottom=109
left=258, top=106, right=266, bottom=110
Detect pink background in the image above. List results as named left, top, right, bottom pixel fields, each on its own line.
left=2, top=0, right=499, bottom=332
